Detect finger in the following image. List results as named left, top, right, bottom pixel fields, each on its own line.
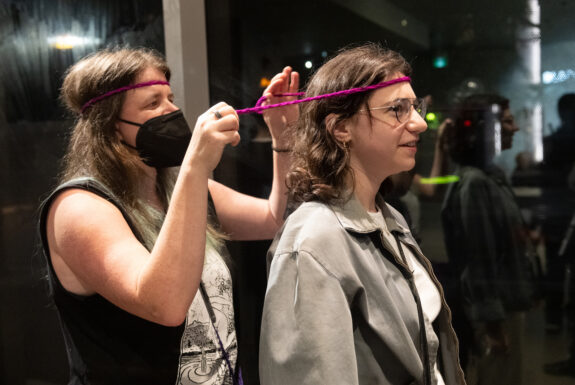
left=267, top=75, right=287, bottom=93
left=201, top=102, right=228, bottom=121
left=283, top=66, right=292, bottom=87
left=209, top=101, right=230, bottom=113
left=269, top=71, right=286, bottom=85
left=209, top=104, right=236, bottom=121
left=290, top=71, right=300, bottom=93
left=230, top=131, right=241, bottom=147
left=273, top=67, right=293, bottom=90
left=214, top=114, right=239, bottom=132
left=213, top=128, right=241, bottom=147
left=217, top=105, right=236, bottom=119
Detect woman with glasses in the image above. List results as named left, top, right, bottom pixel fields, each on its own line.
left=259, top=44, right=465, bottom=385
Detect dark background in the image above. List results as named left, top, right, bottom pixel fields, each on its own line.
left=1, top=0, right=574, bottom=384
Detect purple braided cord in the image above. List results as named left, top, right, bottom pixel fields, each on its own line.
left=236, top=76, right=410, bottom=115
left=81, top=80, right=170, bottom=113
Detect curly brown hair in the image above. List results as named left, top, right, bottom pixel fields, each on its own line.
left=287, top=43, right=412, bottom=204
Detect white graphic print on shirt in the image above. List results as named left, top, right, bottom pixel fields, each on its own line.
left=176, top=247, right=237, bottom=385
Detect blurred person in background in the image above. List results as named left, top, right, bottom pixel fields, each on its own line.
left=441, top=94, right=540, bottom=385
left=540, top=93, right=575, bottom=335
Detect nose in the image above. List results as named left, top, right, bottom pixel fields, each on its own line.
left=163, top=99, right=179, bottom=115
left=406, top=108, right=428, bottom=134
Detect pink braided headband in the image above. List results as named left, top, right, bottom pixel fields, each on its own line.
left=236, top=76, right=411, bottom=115
left=80, top=76, right=411, bottom=115
left=80, top=80, right=170, bottom=113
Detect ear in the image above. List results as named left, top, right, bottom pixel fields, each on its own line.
left=114, top=121, right=126, bottom=142
left=326, top=113, right=352, bottom=144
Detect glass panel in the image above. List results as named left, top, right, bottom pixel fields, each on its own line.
left=3, top=0, right=573, bottom=384
left=205, top=0, right=575, bottom=384
left=0, top=1, right=164, bottom=383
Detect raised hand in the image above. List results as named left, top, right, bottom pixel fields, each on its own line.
left=261, top=66, right=300, bottom=147
left=185, top=102, right=240, bottom=176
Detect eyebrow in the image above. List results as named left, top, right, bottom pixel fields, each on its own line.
left=140, top=90, right=174, bottom=104
left=370, top=97, right=417, bottom=107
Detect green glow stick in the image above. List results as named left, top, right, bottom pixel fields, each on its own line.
left=419, top=175, right=460, bottom=185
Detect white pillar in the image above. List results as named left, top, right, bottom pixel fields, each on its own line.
left=162, top=0, right=210, bottom=120
left=516, top=0, right=543, bottom=161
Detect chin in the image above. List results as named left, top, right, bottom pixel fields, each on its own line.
left=402, top=159, right=416, bottom=172
left=502, top=139, right=513, bottom=150
left=391, top=162, right=415, bottom=176
left=502, top=133, right=516, bottom=149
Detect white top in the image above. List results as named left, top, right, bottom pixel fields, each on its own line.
left=368, top=209, right=445, bottom=385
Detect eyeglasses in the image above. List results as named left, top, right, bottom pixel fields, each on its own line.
left=360, top=98, right=427, bottom=123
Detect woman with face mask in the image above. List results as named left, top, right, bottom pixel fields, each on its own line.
left=38, top=47, right=297, bottom=385
left=259, top=44, right=465, bottom=385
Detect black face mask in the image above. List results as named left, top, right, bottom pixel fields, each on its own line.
left=119, top=110, right=191, bottom=168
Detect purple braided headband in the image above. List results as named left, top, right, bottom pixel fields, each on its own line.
left=236, top=76, right=411, bottom=115
left=80, top=80, right=170, bottom=113
left=80, top=76, right=410, bottom=115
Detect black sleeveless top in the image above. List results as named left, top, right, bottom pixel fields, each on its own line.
left=39, top=178, right=184, bottom=385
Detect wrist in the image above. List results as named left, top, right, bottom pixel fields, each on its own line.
left=179, top=160, right=212, bottom=181
left=271, top=145, right=291, bottom=153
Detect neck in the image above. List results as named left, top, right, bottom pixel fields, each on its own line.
left=139, top=164, right=163, bottom=211
left=349, top=169, right=383, bottom=213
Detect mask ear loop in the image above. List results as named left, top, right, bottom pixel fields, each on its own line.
left=115, top=118, right=142, bottom=150
left=119, top=140, right=138, bottom=151
left=117, top=118, right=143, bottom=127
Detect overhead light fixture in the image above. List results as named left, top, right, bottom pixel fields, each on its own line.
left=47, top=34, right=101, bottom=50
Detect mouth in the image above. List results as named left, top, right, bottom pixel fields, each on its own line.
left=400, top=141, right=418, bottom=147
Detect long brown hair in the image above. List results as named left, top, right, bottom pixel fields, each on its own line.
left=59, top=47, right=220, bottom=250
left=287, top=43, right=412, bottom=204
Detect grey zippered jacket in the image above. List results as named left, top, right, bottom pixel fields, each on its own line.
left=259, top=195, right=465, bottom=385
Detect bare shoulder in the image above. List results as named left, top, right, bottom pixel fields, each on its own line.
left=47, top=188, right=131, bottom=244
left=46, top=188, right=146, bottom=296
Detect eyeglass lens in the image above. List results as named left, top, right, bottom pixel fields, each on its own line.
left=395, top=98, right=426, bottom=123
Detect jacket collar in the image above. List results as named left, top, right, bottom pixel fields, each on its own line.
left=330, top=193, right=410, bottom=235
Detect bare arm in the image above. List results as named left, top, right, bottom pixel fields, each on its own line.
left=46, top=102, right=240, bottom=326
left=211, top=67, right=299, bottom=240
